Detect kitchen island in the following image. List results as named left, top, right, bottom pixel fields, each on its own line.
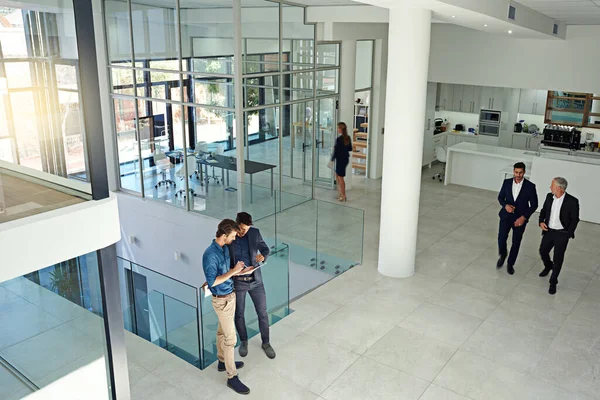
left=445, top=142, right=600, bottom=223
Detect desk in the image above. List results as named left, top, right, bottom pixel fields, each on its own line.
left=195, top=154, right=276, bottom=203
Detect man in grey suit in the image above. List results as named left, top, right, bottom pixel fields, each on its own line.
left=227, top=212, right=275, bottom=359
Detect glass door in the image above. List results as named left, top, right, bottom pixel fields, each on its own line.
left=315, top=97, right=336, bottom=187
left=301, top=101, right=314, bottom=184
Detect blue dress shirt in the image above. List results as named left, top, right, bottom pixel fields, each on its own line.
left=202, top=240, right=234, bottom=296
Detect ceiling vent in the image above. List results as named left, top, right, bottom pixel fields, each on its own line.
left=508, top=5, right=516, bottom=20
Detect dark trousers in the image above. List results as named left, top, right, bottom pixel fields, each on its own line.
left=234, top=279, right=269, bottom=344
left=498, top=218, right=526, bottom=266
left=539, top=230, right=570, bottom=285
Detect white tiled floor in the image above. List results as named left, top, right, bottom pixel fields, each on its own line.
left=4, top=164, right=599, bottom=400
left=114, top=164, right=600, bottom=400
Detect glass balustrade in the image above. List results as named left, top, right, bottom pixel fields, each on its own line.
left=118, top=258, right=201, bottom=367
left=316, top=201, right=364, bottom=275
left=0, top=252, right=111, bottom=398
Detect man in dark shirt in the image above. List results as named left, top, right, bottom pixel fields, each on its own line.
left=202, top=219, right=253, bottom=395
left=228, top=212, right=274, bottom=359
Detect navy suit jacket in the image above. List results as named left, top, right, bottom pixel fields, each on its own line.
left=227, top=227, right=270, bottom=283
left=498, top=178, right=538, bottom=222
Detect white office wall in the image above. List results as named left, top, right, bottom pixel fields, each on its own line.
left=115, top=193, right=215, bottom=288
left=355, top=40, right=373, bottom=90
left=429, top=24, right=600, bottom=93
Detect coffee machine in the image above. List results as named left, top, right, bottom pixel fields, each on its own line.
left=542, top=126, right=581, bottom=150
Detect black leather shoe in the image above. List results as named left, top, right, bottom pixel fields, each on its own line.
left=262, top=343, right=276, bottom=359
left=539, top=269, right=552, bottom=277
left=218, top=361, right=244, bottom=372
left=497, top=254, right=507, bottom=268
left=239, top=341, right=248, bottom=357
left=507, top=264, right=515, bottom=275
left=227, top=376, right=250, bottom=395
left=549, top=285, right=557, bottom=295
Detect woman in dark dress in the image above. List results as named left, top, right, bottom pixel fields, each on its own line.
left=331, top=122, right=352, bottom=202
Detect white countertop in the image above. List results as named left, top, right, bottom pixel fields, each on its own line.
left=512, top=132, right=542, bottom=137
left=444, top=131, right=478, bottom=137
left=447, top=142, right=534, bottom=161
left=541, top=149, right=600, bottom=166
left=448, top=141, right=600, bottom=166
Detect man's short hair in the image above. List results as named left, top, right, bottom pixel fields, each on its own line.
left=554, top=177, right=568, bottom=191
left=236, top=212, right=253, bottom=226
left=514, top=162, right=526, bottom=171
left=216, top=219, right=238, bottom=238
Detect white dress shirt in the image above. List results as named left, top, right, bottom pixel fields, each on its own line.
left=548, top=194, right=566, bottom=230
left=512, top=179, right=523, bottom=201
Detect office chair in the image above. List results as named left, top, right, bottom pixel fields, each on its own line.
left=190, top=141, right=208, bottom=181
left=176, top=155, right=199, bottom=199
left=432, top=145, right=447, bottom=182
left=153, top=149, right=176, bottom=189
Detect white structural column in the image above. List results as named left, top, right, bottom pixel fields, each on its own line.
left=378, top=6, right=432, bottom=278
left=233, top=0, right=246, bottom=211
left=339, top=39, right=357, bottom=189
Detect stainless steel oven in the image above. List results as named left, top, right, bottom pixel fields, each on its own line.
left=479, top=109, right=501, bottom=137
left=480, top=109, right=501, bottom=123
left=479, top=123, right=500, bottom=137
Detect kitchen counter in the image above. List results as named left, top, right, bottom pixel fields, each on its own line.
left=445, top=142, right=600, bottom=223
left=512, top=132, right=542, bottom=137
left=438, top=130, right=478, bottom=137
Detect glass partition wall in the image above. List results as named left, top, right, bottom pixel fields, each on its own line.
left=104, top=0, right=340, bottom=217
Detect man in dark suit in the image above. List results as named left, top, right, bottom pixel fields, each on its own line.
left=497, top=162, right=538, bottom=275
left=227, top=212, right=275, bottom=359
left=538, top=177, right=579, bottom=295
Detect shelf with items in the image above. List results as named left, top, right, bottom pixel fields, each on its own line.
left=352, top=126, right=368, bottom=174
left=354, top=103, right=369, bottom=132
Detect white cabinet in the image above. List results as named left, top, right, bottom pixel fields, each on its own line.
left=444, top=84, right=482, bottom=113
left=436, top=83, right=454, bottom=111
left=451, top=85, right=464, bottom=112
left=481, top=87, right=506, bottom=111
left=446, top=135, right=458, bottom=147
left=511, top=134, right=543, bottom=150
left=519, top=89, right=548, bottom=115
left=511, top=135, right=528, bottom=150
left=459, top=135, right=478, bottom=144
left=460, top=85, right=482, bottom=113
left=431, top=135, right=445, bottom=162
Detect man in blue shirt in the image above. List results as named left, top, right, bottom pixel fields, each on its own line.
left=202, top=219, right=253, bottom=395
left=227, top=212, right=274, bottom=359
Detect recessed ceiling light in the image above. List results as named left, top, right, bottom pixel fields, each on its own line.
left=484, top=24, right=488, bottom=27
left=508, top=30, right=513, bottom=34
left=452, top=15, right=455, bottom=18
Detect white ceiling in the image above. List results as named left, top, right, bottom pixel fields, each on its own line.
left=516, top=0, right=600, bottom=25
left=134, top=0, right=358, bottom=8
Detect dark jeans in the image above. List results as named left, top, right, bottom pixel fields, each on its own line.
left=539, top=230, right=570, bottom=285
left=498, top=218, right=526, bottom=266
left=234, top=279, right=269, bottom=344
